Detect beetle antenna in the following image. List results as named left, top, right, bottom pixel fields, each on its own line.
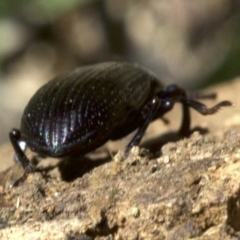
left=180, top=98, right=232, bottom=115
left=186, top=92, right=217, bottom=100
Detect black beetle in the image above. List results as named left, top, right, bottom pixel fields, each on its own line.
left=9, top=62, right=231, bottom=172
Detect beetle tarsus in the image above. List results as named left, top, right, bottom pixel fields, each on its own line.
left=9, top=129, right=33, bottom=173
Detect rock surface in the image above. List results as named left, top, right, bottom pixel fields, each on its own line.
left=0, top=78, right=239, bottom=240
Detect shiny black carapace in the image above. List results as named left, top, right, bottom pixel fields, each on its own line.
left=9, top=62, right=232, bottom=172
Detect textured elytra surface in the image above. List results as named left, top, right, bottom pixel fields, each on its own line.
left=21, top=62, right=162, bottom=157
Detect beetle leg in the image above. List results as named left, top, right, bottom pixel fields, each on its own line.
left=180, top=98, right=232, bottom=116
left=126, top=97, right=161, bottom=150
left=9, top=129, right=34, bottom=173
left=163, top=85, right=232, bottom=136
left=178, top=98, right=191, bottom=136
left=161, top=84, right=191, bottom=136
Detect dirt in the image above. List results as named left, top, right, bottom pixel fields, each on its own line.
left=0, top=78, right=240, bottom=240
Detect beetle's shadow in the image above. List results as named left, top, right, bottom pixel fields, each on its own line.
left=57, top=126, right=208, bottom=182
left=58, top=154, right=112, bottom=182
left=141, top=126, right=209, bottom=154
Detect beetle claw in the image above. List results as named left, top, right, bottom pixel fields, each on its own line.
left=24, top=163, right=35, bottom=173
left=114, top=148, right=130, bottom=162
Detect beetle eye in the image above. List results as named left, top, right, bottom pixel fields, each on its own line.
left=163, top=100, right=173, bottom=110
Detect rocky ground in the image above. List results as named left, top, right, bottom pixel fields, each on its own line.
left=0, top=78, right=239, bottom=240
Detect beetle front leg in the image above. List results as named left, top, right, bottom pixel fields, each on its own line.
left=163, top=85, right=191, bottom=136
left=9, top=129, right=34, bottom=173
left=124, top=97, right=161, bottom=156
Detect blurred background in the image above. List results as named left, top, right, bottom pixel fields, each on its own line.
left=0, top=0, right=240, bottom=145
